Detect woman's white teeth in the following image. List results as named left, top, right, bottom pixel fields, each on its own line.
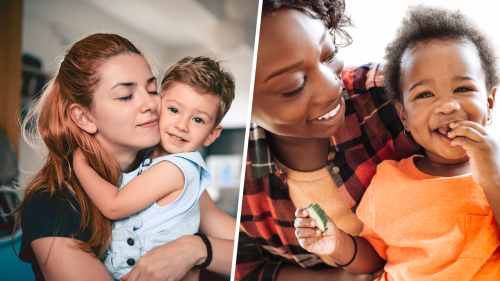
left=318, top=102, right=341, bottom=120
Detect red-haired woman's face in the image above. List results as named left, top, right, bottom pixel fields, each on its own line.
left=252, top=9, right=345, bottom=139
left=90, top=53, right=161, bottom=157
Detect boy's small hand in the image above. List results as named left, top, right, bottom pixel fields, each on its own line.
left=448, top=121, right=500, bottom=188
left=294, top=207, right=344, bottom=256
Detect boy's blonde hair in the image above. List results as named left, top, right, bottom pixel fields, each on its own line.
left=161, top=56, right=235, bottom=128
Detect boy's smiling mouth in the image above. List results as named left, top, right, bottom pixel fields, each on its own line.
left=168, top=133, right=187, bottom=143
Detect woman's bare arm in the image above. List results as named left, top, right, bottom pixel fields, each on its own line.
left=31, top=237, right=114, bottom=281
left=198, top=190, right=237, bottom=276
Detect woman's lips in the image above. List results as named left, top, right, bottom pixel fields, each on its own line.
left=138, top=119, right=158, bottom=128
left=310, top=97, right=345, bottom=127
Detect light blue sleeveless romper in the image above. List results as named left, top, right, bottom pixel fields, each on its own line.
left=103, top=151, right=211, bottom=280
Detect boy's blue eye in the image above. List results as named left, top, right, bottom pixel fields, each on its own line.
left=416, top=92, right=433, bottom=99
left=193, top=117, right=204, bottom=124
left=169, top=107, right=178, bottom=114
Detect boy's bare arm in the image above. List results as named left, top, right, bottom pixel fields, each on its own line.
left=73, top=148, right=184, bottom=220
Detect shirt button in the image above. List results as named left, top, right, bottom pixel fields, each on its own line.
left=332, top=166, right=340, bottom=174
left=127, top=258, right=135, bottom=266
left=127, top=238, right=134, bottom=246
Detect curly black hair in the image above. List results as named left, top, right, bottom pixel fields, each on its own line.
left=263, top=0, right=352, bottom=47
left=384, top=5, right=499, bottom=102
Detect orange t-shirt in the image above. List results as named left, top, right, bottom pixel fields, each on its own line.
left=357, top=155, right=500, bottom=281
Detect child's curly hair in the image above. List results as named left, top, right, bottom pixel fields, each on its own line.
left=384, top=5, right=499, bottom=102
left=263, top=0, right=352, bottom=47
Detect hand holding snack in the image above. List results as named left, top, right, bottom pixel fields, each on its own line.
left=294, top=204, right=346, bottom=256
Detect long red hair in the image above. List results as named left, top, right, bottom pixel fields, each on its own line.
left=15, top=33, right=144, bottom=260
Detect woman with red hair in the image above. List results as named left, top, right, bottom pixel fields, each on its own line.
left=16, top=33, right=235, bottom=281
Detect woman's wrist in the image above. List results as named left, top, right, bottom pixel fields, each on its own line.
left=182, top=234, right=207, bottom=267
left=328, top=229, right=354, bottom=264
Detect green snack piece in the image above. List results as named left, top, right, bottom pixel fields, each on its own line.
left=305, top=203, right=328, bottom=232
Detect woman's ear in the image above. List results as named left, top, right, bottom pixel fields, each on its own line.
left=203, top=125, right=223, bottom=147
left=394, top=100, right=409, bottom=132
left=69, top=103, right=97, bottom=134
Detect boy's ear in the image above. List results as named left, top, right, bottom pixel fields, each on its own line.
left=69, top=103, right=97, bottom=134
left=203, top=125, right=223, bottom=147
left=394, top=100, right=409, bottom=132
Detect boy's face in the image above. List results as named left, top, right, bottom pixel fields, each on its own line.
left=158, top=82, right=222, bottom=154
left=396, top=39, right=495, bottom=163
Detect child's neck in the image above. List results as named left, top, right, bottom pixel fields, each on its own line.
left=415, top=149, right=471, bottom=177
left=151, top=144, right=171, bottom=159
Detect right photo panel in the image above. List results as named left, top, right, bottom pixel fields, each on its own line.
left=235, top=0, right=500, bottom=280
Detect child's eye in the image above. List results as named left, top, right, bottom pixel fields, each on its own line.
left=415, top=92, right=433, bottom=99
left=282, top=77, right=307, bottom=98
left=454, top=87, right=473, bottom=93
left=193, top=117, right=204, bottom=124
left=169, top=107, right=179, bottom=114
left=119, top=95, right=132, bottom=101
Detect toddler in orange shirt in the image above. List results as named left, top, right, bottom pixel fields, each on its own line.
left=294, top=5, right=500, bottom=280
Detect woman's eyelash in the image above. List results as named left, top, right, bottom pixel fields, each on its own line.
left=282, top=77, right=307, bottom=98
left=119, top=95, right=132, bottom=101
left=148, top=91, right=158, bottom=95
left=323, top=47, right=339, bottom=63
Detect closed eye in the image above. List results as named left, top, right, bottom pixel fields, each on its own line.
left=282, top=77, right=307, bottom=98
left=119, top=95, right=132, bottom=101
left=322, top=47, right=338, bottom=63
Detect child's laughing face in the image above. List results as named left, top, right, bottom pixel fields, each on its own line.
left=158, top=82, right=222, bottom=154
left=396, top=39, right=495, bottom=164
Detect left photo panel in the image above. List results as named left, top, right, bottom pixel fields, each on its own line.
left=0, top=0, right=259, bottom=281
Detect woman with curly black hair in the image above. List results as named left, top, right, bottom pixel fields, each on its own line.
left=236, top=0, right=421, bottom=280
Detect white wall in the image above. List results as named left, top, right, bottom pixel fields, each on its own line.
left=340, top=0, right=500, bottom=138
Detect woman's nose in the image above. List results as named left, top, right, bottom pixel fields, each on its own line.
left=311, top=65, right=343, bottom=105
left=140, top=91, right=160, bottom=114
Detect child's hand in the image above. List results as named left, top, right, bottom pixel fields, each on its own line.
left=294, top=207, right=345, bottom=257
left=448, top=121, right=500, bottom=188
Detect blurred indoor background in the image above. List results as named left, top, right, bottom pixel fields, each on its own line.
left=0, top=0, right=259, bottom=280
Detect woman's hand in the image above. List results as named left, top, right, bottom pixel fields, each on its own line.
left=448, top=121, right=500, bottom=187
left=294, top=207, right=347, bottom=257
left=120, top=235, right=205, bottom=281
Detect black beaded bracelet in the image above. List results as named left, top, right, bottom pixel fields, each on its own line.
left=332, top=234, right=357, bottom=267
left=193, top=232, right=212, bottom=269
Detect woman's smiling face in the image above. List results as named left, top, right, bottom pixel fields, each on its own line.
left=252, top=9, right=345, bottom=139
left=397, top=39, right=495, bottom=162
